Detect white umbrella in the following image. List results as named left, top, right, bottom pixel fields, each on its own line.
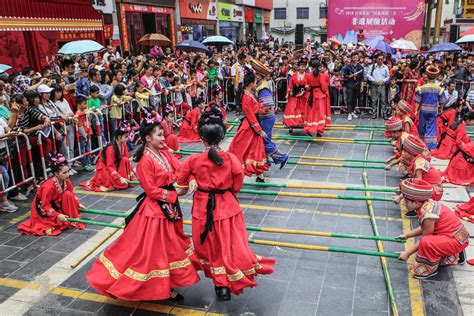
left=456, top=34, right=474, bottom=44
left=58, top=40, right=104, bottom=55
left=390, top=39, right=418, bottom=51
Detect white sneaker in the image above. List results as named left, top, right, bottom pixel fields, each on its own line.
left=347, top=114, right=352, bottom=121
left=352, top=112, right=358, bottom=119
left=25, top=186, right=35, bottom=197
left=69, top=169, right=77, bottom=176
left=0, top=201, right=18, bottom=212
left=9, top=193, right=27, bottom=201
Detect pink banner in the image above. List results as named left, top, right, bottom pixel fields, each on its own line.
left=328, top=0, right=425, bottom=48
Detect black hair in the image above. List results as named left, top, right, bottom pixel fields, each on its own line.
left=244, top=71, right=256, bottom=88
left=165, top=71, right=174, bottom=78
left=238, top=53, right=246, bottom=61
left=51, top=84, right=64, bottom=102
left=49, top=152, right=68, bottom=173
left=408, top=60, right=419, bottom=70
left=102, top=126, right=130, bottom=168
left=13, top=94, right=25, bottom=104
left=89, top=68, right=99, bottom=79
left=22, top=67, right=33, bottom=76
left=90, top=85, right=100, bottom=94
left=134, top=121, right=162, bottom=162
left=450, top=112, right=474, bottom=130
left=198, top=107, right=226, bottom=166
left=76, top=95, right=87, bottom=106
left=114, top=84, right=126, bottom=96
left=24, top=90, right=39, bottom=107
left=311, top=58, right=320, bottom=76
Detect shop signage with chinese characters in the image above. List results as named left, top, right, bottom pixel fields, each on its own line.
left=180, top=0, right=218, bottom=20
left=218, top=2, right=243, bottom=22
left=92, top=0, right=114, bottom=14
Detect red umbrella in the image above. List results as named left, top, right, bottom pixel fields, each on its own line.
left=460, top=27, right=474, bottom=38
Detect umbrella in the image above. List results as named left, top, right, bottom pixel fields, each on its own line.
left=138, top=33, right=171, bottom=46
left=390, top=39, right=418, bottom=51
left=57, top=40, right=104, bottom=55
left=373, top=41, right=395, bottom=54
left=362, top=36, right=384, bottom=48
left=428, top=42, right=462, bottom=53
left=175, top=40, right=209, bottom=53
left=201, top=36, right=234, bottom=46
left=0, top=64, right=12, bottom=73
left=460, top=27, right=474, bottom=38
left=328, top=37, right=340, bottom=46
left=456, top=34, right=474, bottom=44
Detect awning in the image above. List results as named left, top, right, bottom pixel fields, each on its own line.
left=0, top=0, right=102, bottom=31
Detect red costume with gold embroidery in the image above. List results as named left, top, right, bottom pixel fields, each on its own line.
left=409, top=156, right=443, bottom=200
left=442, top=141, right=474, bottom=186
left=18, top=177, right=85, bottom=236
left=228, top=91, right=269, bottom=176
left=304, top=72, right=329, bottom=134
left=284, top=72, right=308, bottom=127
left=86, top=148, right=200, bottom=301
left=437, top=108, right=457, bottom=142
left=432, top=122, right=470, bottom=160
left=161, top=120, right=180, bottom=152
left=455, top=197, right=474, bottom=223
left=176, top=150, right=275, bottom=295
left=80, top=144, right=135, bottom=192
left=178, top=107, right=201, bottom=143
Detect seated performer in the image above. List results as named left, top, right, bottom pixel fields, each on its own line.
left=384, top=117, right=408, bottom=172
left=80, top=121, right=135, bottom=192
left=397, top=100, right=418, bottom=136
left=177, top=97, right=205, bottom=143
left=86, top=112, right=200, bottom=301
left=397, top=178, right=469, bottom=279
left=455, top=197, right=474, bottom=223
left=228, top=71, right=269, bottom=177
left=19, top=152, right=86, bottom=236
left=176, top=107, right=275, bottom=301
left=442, top=141, right=474, bottom=186
left=284, top=59, right=308, bottom=131
left=207, top=85, right=227, bottom=123
left=161, top=105, right=180, bottom=153
left=437, top=101, right=461, bottom=142
left=251, top=58, right=289, bottom=177
left=432, top=112, right=474, bottom=160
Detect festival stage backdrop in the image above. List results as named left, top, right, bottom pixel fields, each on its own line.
left=327, top=0, right=425, bottom=48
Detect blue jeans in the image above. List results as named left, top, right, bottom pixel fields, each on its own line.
left=0, top=164, right=9, bottom=191
left=418, top=111, right=438, bottom=149
left=260, top=115, right=288, bottom=165
left=79, top=136, right=91, bottom=166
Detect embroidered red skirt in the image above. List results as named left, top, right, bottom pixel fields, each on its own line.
left=304, top=95, right=328, bottom=135
left=86, top=213, right=200, bottom=301
left=442, top=144, right=474, bottom=186
left=283, top=95, right=305, bottom=127
left=455, top=197, right=474, bottom=223
left=177, top=121, right=201, bottom=143
left=192, top=212, right=275, bottom=295
left=80, top=157, right=135, bottom=192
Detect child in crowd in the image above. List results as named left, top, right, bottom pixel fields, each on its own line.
left=177, top=98, right=205, bottom=143
left=88, top=85, right=106, bottom=145
left=75, top=96, right=94, bottom=172
left=387, top=77, right=400, bottom=119
left=110, top=84, right=132, bottom=135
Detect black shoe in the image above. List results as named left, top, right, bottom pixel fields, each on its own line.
left=280, top=156, right=289, bottom=169
left=255, top=176, right=265, bottom=183
left=405, top=210, right=417, bottom=218
left=316, top=133, right=322, bottom=137
left=215, top=286, right=231, bottom=301
left=459, top=250, right=466, bottom=265
left=400, top=174, right=410, bottom=180
left=288, top=128, right=293, bottom=134
left=169, top=289, right=184, bottom=302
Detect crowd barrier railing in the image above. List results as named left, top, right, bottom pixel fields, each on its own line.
left=274, top=77, right=288, bottom=112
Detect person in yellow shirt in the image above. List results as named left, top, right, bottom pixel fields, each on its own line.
left=110, top=84, right=132, bottom=135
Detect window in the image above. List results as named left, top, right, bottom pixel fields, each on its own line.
left=319, top=7, right=328, bottom=19
left=274, top=8, right=286, bottom=20
left=297, top=7, right=309, bottom=19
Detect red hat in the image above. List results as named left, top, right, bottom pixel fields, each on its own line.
left=385, top=117, right=403, bottom=132
left=402, top=135, right=426, bottom=156
left=398, top=100, right=412, bottom=114
left=400, top=178, right=433, bottom=202
left=426, top=65, right=440, bottom=80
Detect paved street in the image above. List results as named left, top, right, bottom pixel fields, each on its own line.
left=0, top=115, right=471, bottom=315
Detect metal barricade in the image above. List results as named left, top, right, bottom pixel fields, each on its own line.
left=0, top=133, right=36, bottom=195
left=273, top=77, right=288, bottom=112
left=223, top=78, right=235, bottom=110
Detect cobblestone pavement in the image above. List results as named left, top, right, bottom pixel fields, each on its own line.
left=0, top=114, right=471, bottom=315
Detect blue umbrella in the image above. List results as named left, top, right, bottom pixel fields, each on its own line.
left=202, top=36, right=234, bottom=46
left=0, top=64, right=12, bottom=73
left=362, top=36, right=384, bottom=48
left=58, top=40, right=105, bottom=55
left=175, top=40, right=209, bottom=53
left=373, top=41, right=395, bottom=54
left=428, top=42, right=462, bottom=53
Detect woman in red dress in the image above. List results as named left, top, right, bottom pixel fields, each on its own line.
left=161, top=105, right=180, bottom=153
left=442, top=141, right=474, bottom=186
left=284, top=60, right=308, bottom=130
left=436, top=102, right=460, bottom=142
left=320, top=62, right=332, bottom=126
left=80, top=121, right=136, bottom=192
left=86, top=115, right=200, bottom=301
left=19, top=152, right=86, bottom=236
left=400, top=60, right=420, bottom=102
left=396, top=100, right=418, bottom=136
left=455, top=197, right=474, bottom=223
left=432, top=112, right=474, bottom=160
left=397, top=179, right=469, bottom=279
left=228, top=71, right=269, bottom=177
left=177, top=108, right=275, bottom=301
left=207, top=85, right=228, bottom=123
left=177, top=98, right=205, bottom=143
left=304, top=58, right=329, bottom=136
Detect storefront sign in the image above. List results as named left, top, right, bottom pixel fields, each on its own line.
left=263, top=10, right=270, bottom=24
left=328, top=0, right=425, bottom=48
left=103, top=24, right=113, bottom=39
left=235, top=0, right=273, bottom=10
left=92, top=0, right=114, bottom=14
left=120, top=5, right=129, bottom=51
left=464, top=0, right=474, bottom=18
left=122, top=3, right=174, bottom=14
left=59, top=31, right=96, bottom=41
left=218, top=3, right=243, bottom=22
left=254, top=8, right=262, bottom=23
left=180, top=0, right=218, bottom=20
left=245, top=7, right=254, bottom=23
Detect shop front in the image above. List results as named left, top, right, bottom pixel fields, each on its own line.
left=119, top=1, right=175, bottom=54
left=254, top=8, right=263, bottom=39
left=218, top=2, right=244, bottom=42
left=263, top=10, right=270, bottom=36
left=180, top=0, right=218, bottom=41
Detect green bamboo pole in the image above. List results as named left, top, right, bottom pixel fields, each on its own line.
left=244, top=181, right=396, bottom=193
left=363, top=131, right=399, bottom=316
left=238, top=188, right=393, bottom=201
left=66, top=217, right=124, bottom=229
left=79, top=208, right=128, bottom=218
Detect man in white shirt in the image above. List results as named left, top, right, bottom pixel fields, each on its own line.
left=443, top=82, right=458, bottom=109
left=231, top=53, right=246, bottom=114
left=367, top=54, right=390, bottom=119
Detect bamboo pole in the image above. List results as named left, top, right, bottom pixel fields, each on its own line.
left=79, top=208, right=128, bottom=218
left=287, top=161, right=386, bottom=169
left=244, top=181, right=396, bottom=193
left=67, top=217, right=124, bottom=229
left=239, top=188, right=393, bottom=201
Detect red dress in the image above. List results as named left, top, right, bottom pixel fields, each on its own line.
left=321, top=71, right=332, bottom=125
left=304, top=72, right=329, bottom=134
left=401, top=68, right=419, bottom=102
left=455, top=197, right=474, bottom=223
left=284, top=73, right=307, bottom=127
left=176, top=151, right=275, bottom=294
left=18, top=177, right=85, bottom=236
left=436, top=109, right=457, bottom=142
left=228, top=91, right=269, bottom=176
left=80, top=144, right=135, bottom=192
left=409, top=156, right=443, bottom=200
left=178, top=107, right=201, bottom=143
left=413, top=201, right=469, bottom=277
left=86, top=148, right=200, bottom=301
left=432, top=123, right=470, bottom=159
left=442, top=141, right=474, bottom=185
left=161, top=120, right=180, bottom=152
